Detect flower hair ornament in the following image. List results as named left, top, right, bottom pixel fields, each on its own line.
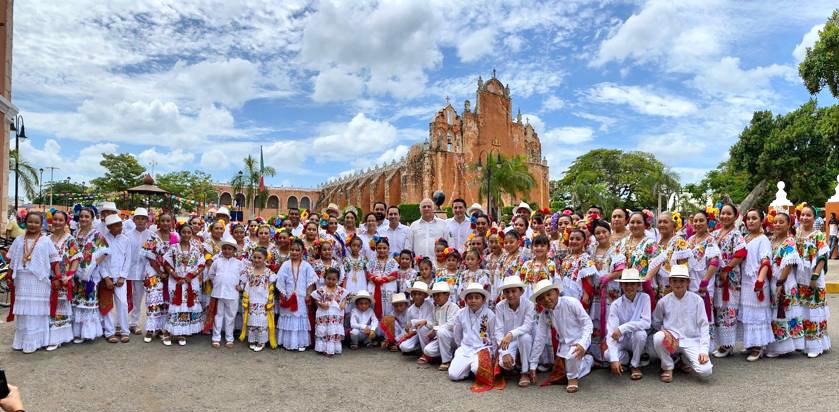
left=705, top=204, right=720, bottom=230
left=369, top=235, right=388, bottom=251
left=537, top=207, right=551, bottom=216
left=671, top=211, right=683, bottom=230
left=470, top=214, right=478, bottom=229
left=319, top=212, right=331, bottom=228
left=300, top=209, right=310, bottom=221
left=642, top=209, right=654, bottom=229
left=549, top=212, right=560, bottom=232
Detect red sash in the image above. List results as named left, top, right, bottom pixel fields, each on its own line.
left=126, top=280, right=133, bottom=314
left=471, top=348, right=506, bottom=392
left=203, top=297, right=218, bottom=333
left=172, top=272, right=196, bottom=307
left=367, top=271, right=397, bottom=319
left=279, top=292, right=298, bottom=312
left=98, top=281, right=114, bottom=316
left=380, top=315, right=396, bottom=343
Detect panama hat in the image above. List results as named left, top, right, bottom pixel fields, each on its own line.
left=391, top=293, right=409, bottom=305
left=407, top=281, right=430, bottom=295
left=220, top=239, right=239, bottom=252
left=616, top=268, right=643, bottom=283
left=216, top=207, right=231, bottom=217
left=467, top=203, right=485, bottom=216
left=459, top=282, right=489, bottom=300
left=104, top=214, right=122, bottom=226
left=100, top=201, right=119, bottom=213
left=669, top=264, right=690, bottom=279
left=352, top=290, right=374, bottom=304
left=132, top=207, right=148, bottom=218
left=515, top=202, right=532, bottom=214
left=529, top=279, right=560, bottom=302
left=325, top=203, right=341, bottom=214
left=498, top=276, right=525, bottom=291
left=430, top=282, right=452, bottom=295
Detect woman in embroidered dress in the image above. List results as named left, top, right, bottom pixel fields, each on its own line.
left=302, top=221, right=321, bottom=262
left=517, top=235, right=555, bottom=301
left=458, top=248, right=491, bottom=304
left=247, top=225, right=282, bottom=272
left=512, top=216, right=533, bottom=258
left=367, top=237, right=400, bottom=317
left=277, top=239, right=316, bottom=351
left=340, top=210, right=358, bottom=245
left=589, top=219, right=624, bottom=365
left=609, top=208, right=630, bottom=247
left=311, top=267, right=348, bottom=357
left=311, top=237, right=343, bottom=288
left=712, top=204, right=748, bottom=358
left=483, top=228, right=505, bottom=305
left=550, top=213, right=573, bottom=263
left=241, top=247, right=277, bottom=352
left=143, top=212, right=178, bottom=343
left=614, top=212, right=658, bottom=302
left=794, top=204, right=831, bottom=357
left=231, top=224, right=249, bottom=259
left=687, top=210, right=721, bottom=351
left=645, top=211, right=690, bottom=302
left=9, top=212, right=61, bottom=353
left=767, top=212, right=804, bottom=357
left=323, top=216, right=346, bottom=259
left=395, top=249, right=417, bottom=294
left=163, top=224, right=205, bottom=346
left=246, top=219, right=260, bottom=245
left=71, top=208, right=104, bottom=343
left=46, top=211, right=81, bottom=351
left=740, top=209, right=774, bottom=361
left=558, top=230, right=597, bottom=310
left=356, top=213, right=379, bottom=262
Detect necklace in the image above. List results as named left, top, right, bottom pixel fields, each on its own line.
left=22, top=234, right=39, bottom=267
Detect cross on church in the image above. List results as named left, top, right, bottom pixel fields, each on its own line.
left=445, top=96, right=450, bottom=105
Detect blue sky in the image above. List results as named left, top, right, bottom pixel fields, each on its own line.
left=11, top=0, right=839, bottom=196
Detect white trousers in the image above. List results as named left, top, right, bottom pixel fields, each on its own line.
left=350, top=328, right=373, bottom=346
left=212, top=298, right=238, bottom=342
left=399, top=334, right=421, bottom=352
left=449, top=347, right=485, bottom=381
left=607, top=330, right=647, bottom=368
left=653, top=331, right=713, bottom=378
left=422, top=328, right=455, bottom=362
left=102, top=282, right=129, bottom=337
left=562, top=351, right=594, bottom=380
left=128, top=279, right=145, bottom=327
left=499, top=333, right=533, bottom=373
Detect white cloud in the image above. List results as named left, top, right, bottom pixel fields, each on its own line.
left=542, top=127, right=594, bottom=145
left=636, top=133, right=707, bottom=162
left=19, top=139, right=119, bottom=183
left=312, top=69, right=365, bottom=102
left=793, top=24, right=824, bottom=62
left=690, top=57, right=796, bottom=99
left=541, top=95, right=565, bottom=112
left=521, top=114, right=545, bottom=133
left=587, top=83, right=698, bottom=117
left=573, top=112, right=616, bottom=132
left=458, top=28, right=496, bottom=63
left=137, top=148, right=196, bottom=173
left=672, top=167, right=708, bottom=184
left=312, top=113, right=398, bottom=160
left=504, top=34, right=524, bottom=52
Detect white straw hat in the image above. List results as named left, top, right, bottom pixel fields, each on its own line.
left=515, top=202, right=532, bottom=214
left=104, top=214, right=122, bottom=226
left=133, top=207, right=148, bottom=218
left=529, top=279, right=559, bottom=302
left=391, top=293, right=409, bottom=305
left=669, top=264, right=690, bottom=279
left=467, top=203, right=485, bottom=216
left=100, top=202, right=118, bottom=213
left=352, top=290, right=374, bottom=304
left=616, top=268, right=642, bottom=283
left=498, top=276, right=525, bottom=291
left=220, top=239, right=239, bottom=252
left=407, top=281, right=430, bottom=295
left=430, top=282, right=452, bottom=295
left=459, top=282, right=489, bottom=300
left=216, top=207, right=231, bottom=217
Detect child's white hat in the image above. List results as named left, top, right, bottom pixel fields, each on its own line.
left=529, top=279, right=560, bottom=302
left=430, top=282, right=452, bottom=295
left=352, top=290, right=374, bottom=304
left=616, top=268, right=642, bottom=283
left=498, top=276, right=525, bottom=291
left=669, top=264, right=690, bottom=279
left=220, top=239, right=239, bottom=252
left=391, top=293, right=409, bottom=305
left=459, top=282, right=488, bottom=300
left=407, top=281, right=430, bottom=295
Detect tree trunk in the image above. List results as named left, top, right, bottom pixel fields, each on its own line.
left=737, top=179, right=768, bottom=212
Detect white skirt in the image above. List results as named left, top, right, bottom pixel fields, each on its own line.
left=13, top=314, right=49, bottom=352
left=48, top=290, right=75, bottom=346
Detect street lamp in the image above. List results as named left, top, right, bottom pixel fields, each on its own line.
left=65, top=177, right=71, bottom=209
left=39, top=168, right=43, bottom=209
left=10, top=115, right=27, bottom=211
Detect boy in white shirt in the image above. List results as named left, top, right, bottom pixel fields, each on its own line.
left=206, top=241, right=245, bottom=348
left=606, top=268, right=651, bottom=380
left=100, top=214, right=132, bottom=343
left=349, top=290, right=379, bottom=349
left=449, top=283, right=496, bottom=381
left=652, top=264, right=712, bottom=382
left=400, top=281, right=434, bottom=354
left=418, top=282, right=458, bottom=371
left=530, top=279, right=594, bottom=393
left=494, top=276, right=535, bottom=387
left=381, top=293, right=410, bottom=351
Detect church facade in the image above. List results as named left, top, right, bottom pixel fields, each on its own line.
left=213, top=72, right=549, bottom=216
left=317, top=72, right=550, bottom=213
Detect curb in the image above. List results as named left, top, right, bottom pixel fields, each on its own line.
left=827, top=282, right=839, bottom=294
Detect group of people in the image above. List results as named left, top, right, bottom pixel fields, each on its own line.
left=5, top=196, right=832, bottom=393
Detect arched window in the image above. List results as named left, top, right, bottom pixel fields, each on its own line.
left=267, top=195, right=279, bottom=210
left=301, top=196, right=311, bottom=210
left=219, top=192, right=232, bottom=207
left=447, top=131, right=453, bottom=152
left=447, top=110, right=453, bottom=125
left=234, top=193, right=245, bottom=208
left=287, top=196, right=299, bottom=210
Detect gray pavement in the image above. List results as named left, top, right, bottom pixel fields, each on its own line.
left=0, top=299, right=837, bottom=412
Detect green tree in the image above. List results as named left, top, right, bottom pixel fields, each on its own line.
left=90, top=153, right=145, bottom=193
left=230, top=155, right=276, bottom=217
left=799, top=10, right=839, bottom=98
left=475, top=154, right=536, bottom=219
left=157, top=170, right=217, bottom=211
left=9, top=148, right=39, bottom=201
left=32, top=180, right=88, bottom=206
left=556, top=149, right=680, bottom=212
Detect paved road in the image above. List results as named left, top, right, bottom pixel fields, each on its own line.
left=1, top=298, right=837, bottom=412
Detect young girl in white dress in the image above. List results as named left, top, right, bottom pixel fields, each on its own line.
left=366, top=237, right=399, bottom=317
left=740, top=209, right=774, bottom=361
left=163, top=224, right=206, bottom=346
left=277, top=239, right=316, bottom=351
left=311, top=267, right=348, bottom=357
left=241, top=247, right=278, bottom=352
left=47, top=211, right=81, bottom=351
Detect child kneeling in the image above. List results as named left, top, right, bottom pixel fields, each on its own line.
left=449, top=283, right=497, bottom=381
left=349, top=290, right=379, bottom=349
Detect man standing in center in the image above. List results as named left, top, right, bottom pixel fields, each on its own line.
left=447, top=198, right=472, bottom=253
left=407, top=198, right=451, bottom=259
left=378, top=206, right=410, bottom=256
left=125, top=208, right=154, bottom=335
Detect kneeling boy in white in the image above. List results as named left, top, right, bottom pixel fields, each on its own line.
left=494, top=276, right=535, bottom=387
left=400, top=281, right=434, bottom=354
left=449, top=283, right=497, bottom=381
left=606, top=268, right=651, bottom=380
left=380, top=293, right=410, bottom=351
left=419, top=282, right=458, bottom=371
left=530, top=279, right=593, bottom=393
left=349, top=291, right=379, bottom=348
left=652, top=264, right=712, bottom=382
left=206, top=240, right=245, bottom=347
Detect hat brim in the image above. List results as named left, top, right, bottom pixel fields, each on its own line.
left=615, top=278, right=642, bottom=283
left=460, top=288, right=489, bottom=300
left=430, top=289, right=451, bottom=295
left=407, top=288, right=429, bottom=295
left=529, top=284, right=559, bottom=302
left=498, top=282, right=525, bottom=292
left=391, top=299, right=409, bottom=305
left=352, top=295, right=374, bottom=304
left=220, top=241, right=239, bottom=252
left=668, top=274, right=690, bottom=279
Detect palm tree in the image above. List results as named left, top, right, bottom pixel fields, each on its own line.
left=230, top=155, right=276, bottom=218
left=9, top=148, right=39, bottom=201
left=476, top=154, right=535, bottom=219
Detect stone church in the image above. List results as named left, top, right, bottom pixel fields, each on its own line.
left=317, top=71, right=550, bottom=213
